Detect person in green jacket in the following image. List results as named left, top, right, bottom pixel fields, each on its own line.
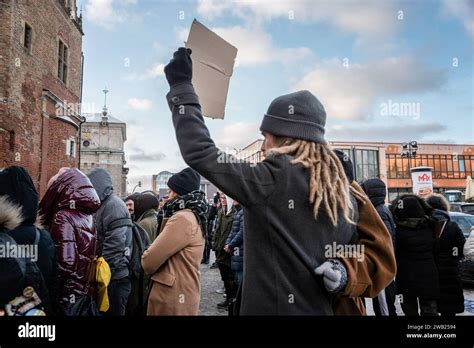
left=135, top=192, right=159, bottom=242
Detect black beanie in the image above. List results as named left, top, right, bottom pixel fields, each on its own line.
left=167, top=168, right=201, bottom=196
left=260, top=90, right=327, bottom=144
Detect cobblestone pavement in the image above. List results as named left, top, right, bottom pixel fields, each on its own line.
left=198, top=252, right=474, bottom=316
left=198, top=253, right=227, bottom=316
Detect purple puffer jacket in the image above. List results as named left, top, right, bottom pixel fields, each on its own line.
left=39, top=168, right=100, bottom=313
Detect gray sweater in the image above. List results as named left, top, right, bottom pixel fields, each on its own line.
left=167, top=83, right=358, bottom=315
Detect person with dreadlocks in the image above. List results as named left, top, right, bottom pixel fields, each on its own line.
left=163, top=47, right=396, bottom=315
left=141, top=167, right=208, bottom=315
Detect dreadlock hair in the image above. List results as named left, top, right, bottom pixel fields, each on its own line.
left=269, top=138, right=358, bottom=226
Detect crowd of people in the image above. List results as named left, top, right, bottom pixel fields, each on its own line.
left=0, top=46, right=473, bottom=316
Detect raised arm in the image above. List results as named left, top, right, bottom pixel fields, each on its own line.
left=164, top=48, right=279, bottom=207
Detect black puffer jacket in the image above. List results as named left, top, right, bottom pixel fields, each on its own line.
left=0, top=166, right=57, bottom=313
left=432, top=209, right=465, bottom=314
left=361, top=178, right=396, bottom=250
left=226, top=205, right=244, bottom=273
left=0, top=196, right=27, bottom=306
left=391, top=195, right=439, bottom=299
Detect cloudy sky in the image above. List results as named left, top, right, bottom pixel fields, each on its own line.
left=77, top=0, right=473, bottom=191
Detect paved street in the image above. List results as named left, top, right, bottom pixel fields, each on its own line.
left=199, top=253, right=227, bottom=316
left=198, top=253, right=474, bottom=316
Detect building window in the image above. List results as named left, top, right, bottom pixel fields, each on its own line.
left=386, top=154, right=474, bottom=179
left=24, top=23, right=32, bottom=52
left=66, top=138, right=75, bottom=157
left=354, top=149, right=379, bottom=182
left=335, top=148, right=378, bottom=182
left=58, top=39, right=68, bottom=84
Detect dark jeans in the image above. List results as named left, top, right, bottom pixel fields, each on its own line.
left=217, top=262, right=237, bottom=301
left=373, top=281, right=397, bottom=316
left=401, top=296, right=439, bottom=316
left=105, top=277, right=132, bottom=316
left=234, top=271, right=243, bottom=283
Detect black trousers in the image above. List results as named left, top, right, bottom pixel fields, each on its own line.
left=401, top=296, right=439, bottom=316
left=217, top=262, right=237, bottom=301
left=202, top=237, right=211, bottom=262
left=105, top=277, right=132, bottom=316
left=202, top=225, right=213, bottom=262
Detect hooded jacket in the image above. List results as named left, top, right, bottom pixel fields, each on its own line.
left=432, top=209, right=465, bottom=314
left=391, top=195, right=439, bottom=299
left=361, top=178, right=396, bottom=250
left=39, top=168, right=100, bottom=312
left=0, top=166, right=57, bottom=313
left=0, top=196, right=27, bottom=306
left=87, top=168, right=133, bottom=281
left=135, top=193, right=159, bottom=242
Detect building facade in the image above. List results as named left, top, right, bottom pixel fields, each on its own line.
left=80, top=112, right=128, bottom=197
left=0, top=0, right=84, bottom=196
left=236, top=140, right=474, bottom=201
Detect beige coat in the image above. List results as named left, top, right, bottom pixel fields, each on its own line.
left=141, top=209, right=204, bottom=315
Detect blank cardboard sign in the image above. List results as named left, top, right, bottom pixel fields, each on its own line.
left=185, top=19, right=238, bottom=119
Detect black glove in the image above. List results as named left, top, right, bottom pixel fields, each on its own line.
left=164, top=47, right=193, bottom=87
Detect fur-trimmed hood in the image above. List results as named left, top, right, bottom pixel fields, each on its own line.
left=0, top=196, right=23, bottom=231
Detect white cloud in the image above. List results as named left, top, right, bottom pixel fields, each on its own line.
left=212, top=26, right=311, bottom=66
left=84, top=0, right=136, bottom=29
left=129, top=149, right=166, bottom=161
left=140, top=63, right=165, bottom=80
left=327, top=122, right=448, bottom=142
left=442, top=0, right=474, bottom=37
left=127, top=98, right=152, bottom=111
left=197, top=0, right=400, bottom=39
left=292, top=56, right=446, bottom=120
left=215, top=122, right=260, bottom=149
left=123, top=63, right=165, bottom=81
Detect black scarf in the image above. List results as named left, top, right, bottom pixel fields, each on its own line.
left=164, top=191, right=209, bottom=234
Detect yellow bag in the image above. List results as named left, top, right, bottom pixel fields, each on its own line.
left=96, top=256, right=111, bottom=312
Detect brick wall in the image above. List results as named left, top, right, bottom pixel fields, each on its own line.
left=0, top=0, right=83, bottom=197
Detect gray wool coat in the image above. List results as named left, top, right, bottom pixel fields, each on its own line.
left=167, top=83, right=359, bottom=315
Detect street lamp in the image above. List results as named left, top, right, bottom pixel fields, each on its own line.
left=401, top=141, right=418, bottom=173
left=132, top=181, right=142, bottom=193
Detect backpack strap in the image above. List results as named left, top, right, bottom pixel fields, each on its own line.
left=34, top=229, right=40, bottom=246
left=439, top=220, right=448, bottom=238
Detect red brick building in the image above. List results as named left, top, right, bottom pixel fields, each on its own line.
left=0, top=0, right=84, bottom=196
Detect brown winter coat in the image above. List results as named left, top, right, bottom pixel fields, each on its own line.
left=334, top=182, right=397, bottom=315
left=141, top=209, right=204, bottom=315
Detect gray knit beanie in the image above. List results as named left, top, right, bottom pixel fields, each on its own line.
left=259, top=90, right=327, bottom=144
